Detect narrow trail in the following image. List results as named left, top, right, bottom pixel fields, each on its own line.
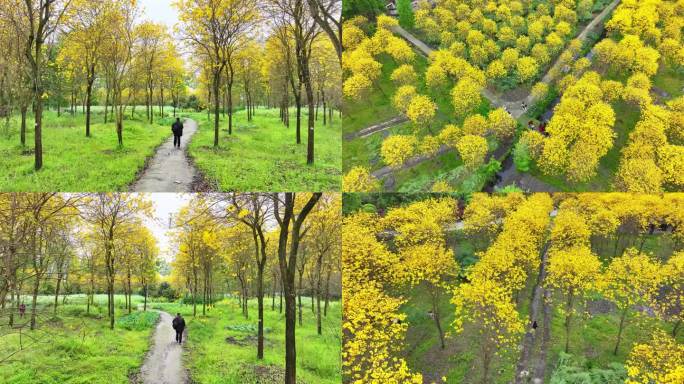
left=139, top=311, right=189, bottom=384
left=344, top=116, right=408, bottom=140
left=130, top=119, right=199, bottom=192
left=371, top=145, right=453, bottom=179
left=515, top=244, right=551, bottom=383
left=537, top=0, right=621, bottom=89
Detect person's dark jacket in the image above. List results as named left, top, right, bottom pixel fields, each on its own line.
left=172, top=316, right=186, bottom=331
left=172, top=121, right=184, bottom=137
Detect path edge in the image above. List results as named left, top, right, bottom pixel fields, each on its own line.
left=128, top=310, right=164, bottom=384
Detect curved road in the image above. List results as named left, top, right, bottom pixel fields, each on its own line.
left=139, top=311, right=189, bottom=384
left=131, top=118, right=199, bottom=192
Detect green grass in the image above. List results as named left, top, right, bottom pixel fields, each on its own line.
left=0, top=109, right=171, bottom=191
left=151, top=297, right=341, bottom=384
left=0, top=296, right=159, bottom=384
left=652, top=66, right=684, bottom=99
left=391, top=151, right=464, bottom=192
left=186, top=108, right=341, bottom=191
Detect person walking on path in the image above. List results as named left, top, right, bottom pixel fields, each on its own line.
left=19, top=303, right=25, bottom=318
left=172, top=313, right=186, bottom=344
left=172, top=118, right=184, bottom=148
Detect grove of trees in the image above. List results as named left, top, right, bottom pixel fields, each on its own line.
left=343, top=192, right=684, bottom=383
left=170, top=192, right=340, bottom=384
left=176, top=0, right=342, bottom=164
left=0, top=193, right=158, bottom=335
left=0, top=0, right=342, bottom=173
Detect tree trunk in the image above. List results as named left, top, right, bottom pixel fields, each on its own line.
left=20, top=106, right=27, bottom=147
left=322, top=89, right=327, bottom=126
left=30, top=274, right=40, bottom=330
left=564, top=290, right=574, bottom=353
left=104, top=87, right=110, bottom=124
left=34, top=89, right=43, bottom=170
left=279, top=284, right=283, bottom=313
left=271, top=276, right=276, bottom=311
left=257, top=266, right=265, bottom=359
left=213, top=70, right=221, bottom=147
left=298, top=272, right=303, bottom=326
left=431, top=291, right=445, bottom=349
left=227, top=77, right=233, bottom=135
left=324, top=267, right=331, bottom=316
left=53, top=274, right=62, bottom=315
left=614, top=308, right=628, bottom=355
left=301, top=52, right=315, bottom=164
left=85, top=68, right=95, bottom=137
left=295, top=97, right=301, bottom=144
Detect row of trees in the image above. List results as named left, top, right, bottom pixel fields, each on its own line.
left=176, top=0, right=342, bottom=165
left=0, top=193, right=158, bottom=334
left=0, top=0, right=342, bottom=172
left=412, top=0, right=593, bottom=86
left=343, top=193, right=684, bottom=383
left=0, top=0, right=188, bottom=169
left=170, top=193, right=340, bottom=384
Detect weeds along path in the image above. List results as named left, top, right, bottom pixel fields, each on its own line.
left=139, top=311, right=189, bottom=384
left=130, top=119, right=199, bottom=192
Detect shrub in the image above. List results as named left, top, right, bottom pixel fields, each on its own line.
left=513, top=141, right=531, bottom=172
left=116, top=311, right=160, bottom=331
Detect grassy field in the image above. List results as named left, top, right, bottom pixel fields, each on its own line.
left=1, top=294, right=340, bottom=384
left=186, top=108, right=341, bottom=191
left=396, top=231, right=683, bottom=383
left=151, top=297, right=341, bottom=384
left=0, top=294, right=159, bottom=384
left=0, top=109, right=171, bottom=191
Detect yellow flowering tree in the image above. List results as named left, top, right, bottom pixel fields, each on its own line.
left=381, top=135, right=418, bottom=168
left=456, top=135, right=488, bottom=170
left=601, top=248, right=663, bottom=355
left=625, top=330, right=684, bottom=384
left=342, top=167, right=380, bottom=192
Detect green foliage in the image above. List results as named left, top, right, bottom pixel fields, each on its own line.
left=460, top=159, right=502, bottom=194
left=513, top=141, right=531, bottom=172
left=528, top=86, right=559, bottom=119
left=342, top=193, right=364, bottom=215
left=397, top=0, right=414, bottom=29
left=342, top=0, right=385, bottom=20
left=549, top=352, right=627, bottom=384
left=116, top=311, right=160, bottom=331
left=494, top=184, right=524, bottom=194
left=155, top=281, right=177, bottom=301
left=225, top=324, right=272, bottom=334
left=361, top=203, right=378, bottom=213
